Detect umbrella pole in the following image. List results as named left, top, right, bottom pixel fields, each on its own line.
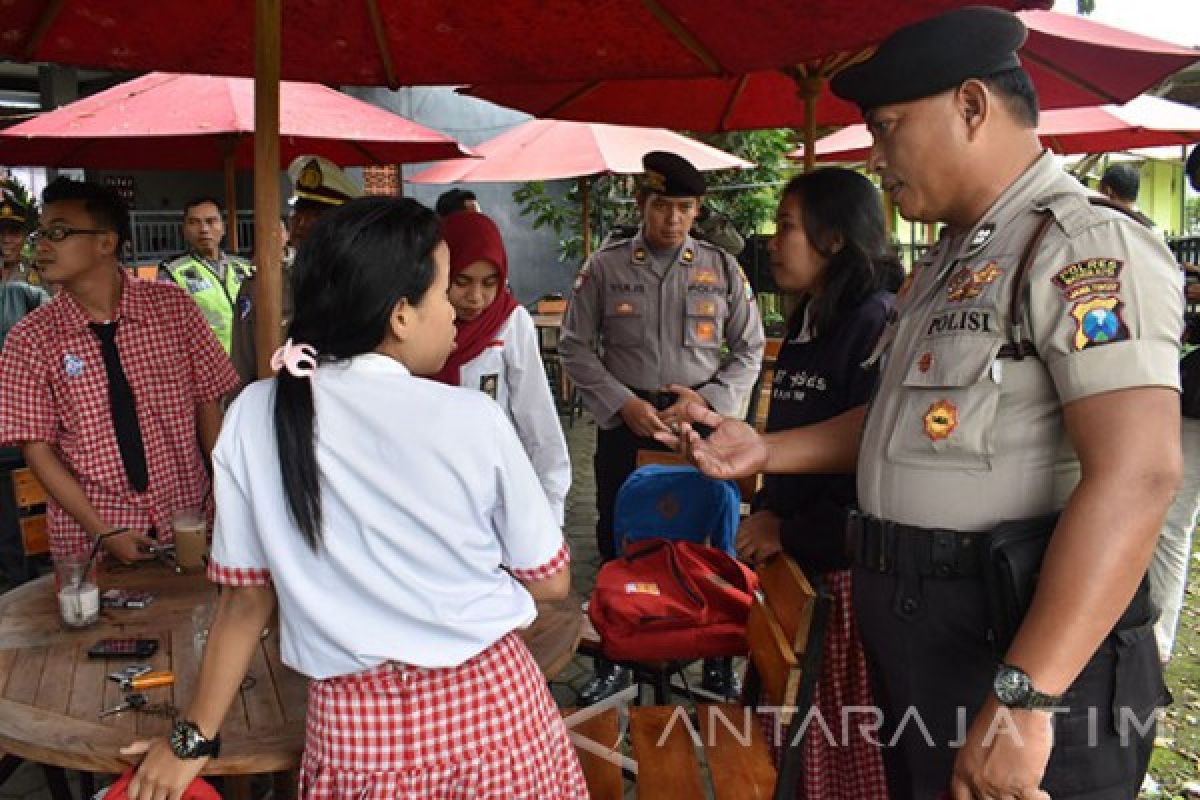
left=223, top=148, right=239, bottom=254
left=254, top=0, right=283, bottom=379
left=581, top=176, right=592, bottom=259
left=801, top=76, right=821, bottom=174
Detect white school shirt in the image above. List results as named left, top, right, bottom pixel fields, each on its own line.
left=457, top=305, right=571, bottom=524
left=209, top=353, right=566, bottom=679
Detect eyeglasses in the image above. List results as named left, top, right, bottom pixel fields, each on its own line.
left=29, top=225, right=112, bottom=244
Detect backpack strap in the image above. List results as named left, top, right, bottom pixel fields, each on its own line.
left=1002, top=197, right=1145, bottom=361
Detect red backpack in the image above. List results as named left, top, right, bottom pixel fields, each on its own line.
left=589, top=538, right=759, bottom=662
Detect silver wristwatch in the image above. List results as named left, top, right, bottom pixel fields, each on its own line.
left=992, top=663, right=1063, bottom=710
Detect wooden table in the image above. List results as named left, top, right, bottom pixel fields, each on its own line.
left=0, top=562, right=582, bottom=777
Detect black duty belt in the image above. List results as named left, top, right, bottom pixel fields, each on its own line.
left=847, top=510, right=984, bottom=578
left=630, top=384, right=705, bottom=412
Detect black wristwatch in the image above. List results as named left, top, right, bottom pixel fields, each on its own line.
left=168, top=720, right=221, bottom=759
left=992, top=664, right=1064, bottom=710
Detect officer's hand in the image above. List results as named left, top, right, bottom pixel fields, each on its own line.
left=949, top=697, right=1052, bottom=800
left=102, top=529, right=157, bottom=564
left=659, top=384, right=708, bottom=427
left=655, top=404, right=768, bottom=481
left=619, top=397, right=668, bottom=439
left=736, top=511, right=782, bottom=567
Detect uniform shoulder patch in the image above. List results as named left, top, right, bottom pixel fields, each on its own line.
left=1069, top=296, right=1128, bottom=351
left=1052, top=258, right=1123, bottom=302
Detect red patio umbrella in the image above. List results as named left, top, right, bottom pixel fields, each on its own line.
left=0, top=71, right=471, bottom=251
left=792, top=94, right=1200, bottom=163
left=0, top=0, right=1045, bottom=377
left=408, top=119, right=753, bottom=257
left=464, top=10, right=1200, bottom=170
left=0, top=1, right=1042, bottom=88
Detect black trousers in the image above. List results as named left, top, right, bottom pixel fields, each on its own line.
left=593, top=423, right=671, bottom=562
left=853, top=565, right=1164, bottom=800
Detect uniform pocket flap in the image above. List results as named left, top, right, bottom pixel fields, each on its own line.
left=902, top=338, right=1002, bottom=389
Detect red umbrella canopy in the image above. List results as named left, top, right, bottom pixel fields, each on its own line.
left=463, top=10, right=1200, bottom=132
left=794, top=95, right=1200, bottom=162
left=0, top=72, right=471, bottom=169
left=1, top=1, right=1042, bottom=87
left=407, top=119, right=751, bottom=184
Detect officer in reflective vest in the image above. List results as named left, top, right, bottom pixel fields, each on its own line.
left=158, top=196, right=254, bottom=353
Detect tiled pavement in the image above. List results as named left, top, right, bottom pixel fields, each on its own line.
left=0, top=413, right=614, bottom=799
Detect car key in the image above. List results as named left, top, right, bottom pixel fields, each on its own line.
left=99, top=693, right=147, bottom=717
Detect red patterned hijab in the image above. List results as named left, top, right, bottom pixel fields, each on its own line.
left=429, top=211, right=519, bottom=385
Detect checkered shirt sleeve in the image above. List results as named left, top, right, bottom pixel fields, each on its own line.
left=0, top=313, right=58, bottom=445
left=170, top=289, right=241, bottom=402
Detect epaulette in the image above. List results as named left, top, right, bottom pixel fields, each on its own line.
left=1034, top=191, right=1124, bottom=240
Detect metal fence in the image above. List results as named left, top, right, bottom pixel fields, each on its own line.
left=1170, top=236, right=1200, bottom=266
left=128, top=210, right=255, bottom=265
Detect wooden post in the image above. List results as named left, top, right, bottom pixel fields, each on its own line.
left=222, top=144, right=239, bottom=253
left=253, top=0, right=282, bottom=379
left=799, top=76, right=822, bottom=174
left=580, top=176, right=592, bottom=259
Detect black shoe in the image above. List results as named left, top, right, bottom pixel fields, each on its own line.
left=578, top=659, right=631, bottom=706
left=701, top=657, right=742, bottom=701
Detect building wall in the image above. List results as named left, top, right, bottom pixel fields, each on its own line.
left=343, top=86, right=576, bottom=304
left=1139, top=157, right=1186, bottom=235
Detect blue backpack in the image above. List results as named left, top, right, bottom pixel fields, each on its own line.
left=613, top=464, right=740, bottom=557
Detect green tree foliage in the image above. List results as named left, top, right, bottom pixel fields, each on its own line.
left=512, top=129, right=796, bottom=264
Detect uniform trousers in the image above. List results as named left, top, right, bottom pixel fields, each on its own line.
left=853, top=564, right=1165, bottom=800
left=593, top=423, right=670, bottom=561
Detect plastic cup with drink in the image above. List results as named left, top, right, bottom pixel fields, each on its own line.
left=172, top=508, right=208, bottom=573
left=55, top=549, right=100, bottom=628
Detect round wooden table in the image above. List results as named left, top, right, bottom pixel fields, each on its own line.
left=0, top=562, right=581, bottom=776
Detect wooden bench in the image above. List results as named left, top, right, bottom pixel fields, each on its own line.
left=561, top=706, right=624, bottom=800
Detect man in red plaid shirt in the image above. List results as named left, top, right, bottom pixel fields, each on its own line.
left=0, top=179, right=240, bottom=565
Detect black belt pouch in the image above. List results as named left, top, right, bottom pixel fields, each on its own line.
left=981, top=513, right=1060, bottom=653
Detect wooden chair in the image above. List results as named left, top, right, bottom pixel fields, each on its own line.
left=577, top=554, right=832, bottom=799
left=10, top=467, right=48, bottom=558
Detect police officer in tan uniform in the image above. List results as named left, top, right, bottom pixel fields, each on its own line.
left=230, top=155, right=361, bottom=385
left=665, top=9, right=1181, bottom=799
left=561, top=151, right=764, bottom=704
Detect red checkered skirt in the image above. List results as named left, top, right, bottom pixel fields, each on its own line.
left=297, top=631, right=588, bottom=799
left=760, top=569, right=890, bottom=799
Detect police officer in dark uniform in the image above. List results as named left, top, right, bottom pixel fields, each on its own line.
left=666, top=8, right=1180, bottom=799
left=560, top=151, right=764, bottom=704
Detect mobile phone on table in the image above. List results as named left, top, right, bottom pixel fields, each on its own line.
left=87, top=638, right=159, bottom=659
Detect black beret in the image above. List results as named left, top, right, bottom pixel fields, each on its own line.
left=641, top=151, right=706, bottom=198
left=830, top=6, right=1027, bottom=113
left=1187, top=145, right=1200, bottom=193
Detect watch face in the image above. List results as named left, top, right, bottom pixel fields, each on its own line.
left=993, top=666, right=1031, bottom=706
left=170, top=721, right=200, bottom=757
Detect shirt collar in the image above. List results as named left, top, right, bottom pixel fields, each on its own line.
left=954, top=150, right=1062, bottom=261
left=341, top=352, right=412, bottom=377
left=56, top=269, right=147, bottom=333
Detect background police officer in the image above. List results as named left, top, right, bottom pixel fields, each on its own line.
left=665, top=8, right=1181, bottom=799
left=560, top=150, right=764, bottom=704
left=230, top=155, right=361, bottom=385
left=158, top=196, right=254, bottom=353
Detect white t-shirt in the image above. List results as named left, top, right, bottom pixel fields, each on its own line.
left=209, top=353, right=566, bottom=679
left=457, top=305, right=571, bottom=524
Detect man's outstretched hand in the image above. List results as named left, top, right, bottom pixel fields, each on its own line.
left=654, top=402, right=768, bottom=480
